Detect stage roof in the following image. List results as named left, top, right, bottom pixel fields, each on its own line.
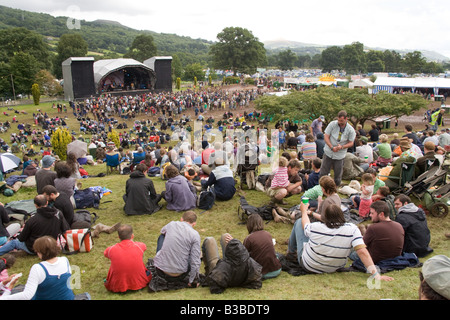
left=93, top=58, right=156, bottom=87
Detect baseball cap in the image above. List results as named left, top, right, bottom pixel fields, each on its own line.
left=422, top=255, right=450, bottom=299
left=319, top=115, right=325, bottom=120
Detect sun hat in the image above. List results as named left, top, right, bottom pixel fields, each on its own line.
left=41, top=155, right=55, bottom=168
left=399, top=137, right=411, bottom=149
left=422, top=255, right=450, bottom=299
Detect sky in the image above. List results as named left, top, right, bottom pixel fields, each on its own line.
left=1, top=0, right=450, bottom=59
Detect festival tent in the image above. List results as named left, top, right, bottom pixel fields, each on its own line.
left=373, top=77, right=450, bottom=94
left=349, top=78, right=374, bottom=89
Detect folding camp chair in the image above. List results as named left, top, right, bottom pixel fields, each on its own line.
left=106, top=153, right=121, bottom=175
left=379, top=160, right=416, bottom=195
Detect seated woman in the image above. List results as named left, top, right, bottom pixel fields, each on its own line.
left=242, top=214, right=281, bottom=279
left=66, top=152, right=81, bottom=179
left=140, top=153, right=154, bottom=171
left=0, top=236, right=88, bottom=300
left=161, top=165, right=197, bottom=212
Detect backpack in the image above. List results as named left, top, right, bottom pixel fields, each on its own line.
left=237, top=196, right=274, bottom=222
left=74, top=188, right=101, bottom=209
left=383, top=195, right=398, bottom=220
left=197, top=188, right=215, bottom=210
left=147, top=166, right=160, bottom=177
left=71, top=210, right=99, bottom=229
left=161, top=162, right=171, bottom=180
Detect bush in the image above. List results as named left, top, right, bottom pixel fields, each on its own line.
left=107, top=129, right=120, bottom=148
left=223, top=76, right=240, bottom=85
left=244, top=77, right=255, bottom=85
left=50, top=128, right=72, bottom=160
left=31, top=83, right=40, bottom=105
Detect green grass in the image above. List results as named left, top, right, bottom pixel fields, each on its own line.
left=1, top=99, right=449, bottom=301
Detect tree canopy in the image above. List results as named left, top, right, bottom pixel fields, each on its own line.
left=54, top=33, right=89, bottom=78
left=254, top=86, right=427, bottom=128
left=210, top=27, right=266, bottom=75
left=124, top=34, right=157, bottom=62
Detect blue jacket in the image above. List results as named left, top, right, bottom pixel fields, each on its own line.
left=351, top=252, right=420, bottom=273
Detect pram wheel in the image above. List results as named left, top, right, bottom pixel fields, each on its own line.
left=430, top=203, right=448, bottom=218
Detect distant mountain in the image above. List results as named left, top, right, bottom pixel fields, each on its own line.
left=264, top=39, right=450, bottom=62
left=264, top=39, right=325, bottom=49
left=91, top=19, right=129, bottom=28
left=0, top=5, right=212, bottom=66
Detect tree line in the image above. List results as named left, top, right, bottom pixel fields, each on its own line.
left=0, top=4, right=448, bottom=97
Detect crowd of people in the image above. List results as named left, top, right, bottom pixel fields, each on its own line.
left=0, top=87, right=449, bottom=300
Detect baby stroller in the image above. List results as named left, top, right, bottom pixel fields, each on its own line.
left=422, top=183, right=450, bottom=218
left=234, top=144, right=259, bottom=190
left=404, top=154, right=449, bottom=217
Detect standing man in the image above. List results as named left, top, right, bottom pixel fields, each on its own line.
left=430, top=108, right=445, bottom=132
left=320, top=110, right=356, bottom=187
left=310, top=115, right=325, bottom=138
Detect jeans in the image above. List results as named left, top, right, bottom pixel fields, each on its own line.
left=156, top=234, right=165, bottom=253
left=359, top=163, right=369, bottom=171
left=287, top=218, right=310, bottom=264
left=0, top=239, right=34, bottom=256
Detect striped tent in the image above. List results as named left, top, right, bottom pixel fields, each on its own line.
left=373, top=77, right=450, bottom=94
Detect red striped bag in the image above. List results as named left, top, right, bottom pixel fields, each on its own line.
left=64, top=229, right=93, bottom=253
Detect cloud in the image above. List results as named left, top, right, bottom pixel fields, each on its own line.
left=1, top=0, right=450, bottom=58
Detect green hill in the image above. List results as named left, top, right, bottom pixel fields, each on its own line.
left=0, top=5, right=212, bottom=65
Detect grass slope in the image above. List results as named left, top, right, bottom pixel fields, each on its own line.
left=1, top=95, right=448, bottom=301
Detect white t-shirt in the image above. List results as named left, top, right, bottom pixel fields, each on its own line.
left=302, top=222, right=365, bottom=273
left=356, top=145, right=373, bottom=162
left=0, top=257, right=71, bottom=300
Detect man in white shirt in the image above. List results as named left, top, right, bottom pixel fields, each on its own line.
left=286, top=202, right=394, bottom=283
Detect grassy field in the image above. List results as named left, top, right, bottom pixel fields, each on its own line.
left=1, top=95, right=449, bottom=301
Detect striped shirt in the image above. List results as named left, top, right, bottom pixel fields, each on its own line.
left=300, top=142, right=317, bottom=159
left=302, top=222, right=365, bottom=273
left=270, top=166, right=289, bottom=188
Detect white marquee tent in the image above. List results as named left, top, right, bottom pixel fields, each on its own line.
left=373, top=77, right=450, bottom=94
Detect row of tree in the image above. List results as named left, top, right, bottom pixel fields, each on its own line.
left=0, top=23, right=448, bottom=97
left=254, top=86, right=428, bottom=128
